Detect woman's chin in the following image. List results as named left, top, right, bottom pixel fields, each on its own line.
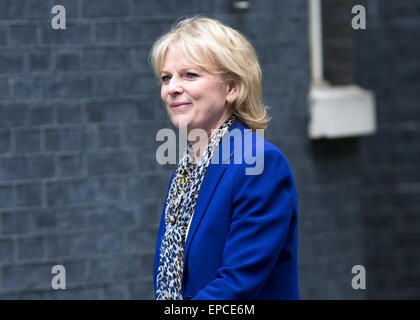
left=171, top=116, right=193, bottom=130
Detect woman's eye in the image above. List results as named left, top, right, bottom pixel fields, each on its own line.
left=186, top=72, right=198, bottom=79
left=161, top=75, right=171, bottom=83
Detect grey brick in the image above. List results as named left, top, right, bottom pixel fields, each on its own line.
left=94, top=75, right=120, bottom=97
left=133, top=48, right=151, bottom=70
left=0, top=186, right=14, bottom=208
left=127, top=174, right=168, bottom=201
left=44, top=127, right=95, bottom=151
left=101, top=231, right=124, bottom=253
left=16, top=183, right=42, bottom=207
left=54, top=209, right=85, bottom=231
left=0, top=104, right=29, bottom=127
left=87, top=205, right=137, bottom=229
left=125, top=229, right=156, bottom=253
left=58, top=155, right=85, bottom=178
left=0, top=79, right=9, bottom=100
left=199, top=0, right=228, bottom=13
left=130, top=281, right=154, bottom=300
left=17, top=236, right=44, bottom=260
left=228, top=17, right=294, bottom=44
left=14, top=129, right=41, bottom=153
left=44, top=75, right=93, bottom=99
left=249, top=0, right=307, bottom=16
left=0, top=0, right=48, bottom=20
left=18, top=291, right=47, bottom=300
left=0, top=156, right=55, bottom=181
left=95, top=22, right=118, bottom=43
left=257, top=44, right=309, bottom=67
left=123, top=124, right=158, bottom=147
left=86, top=101, right=139, bottom=122
left=129, top=100, right=156, bottom=121
left=0, top=239, right=14, bottom=262
left=0, top=26, right=6, bottom=45
left=32, top=211, right=56, bottom=230
left=83, top=0, right=130, bottom=18
left=91, top=99, right=155, bottom=122
left=1, top=211, right=32, bottom=235
left=103, top=284, right=129, bottom=299
left=121, top=20, right=172, bottom=43
left=41, top=23, right=91, bottom=45
left=48, top=287, right=102, bottom=300
left=28, top=105, right=54, bottom=126
left=0, top=50, right=24, bottom=74
left=87, top=258, right=114, bottom=281
left=120, top=74, right=155, bottom=95
left=137, top=147, right=165, bottom=173
left=263, top=67, right=309, bottom=92
left=83, top=48, right=131, bottom=71
left=21, top=263, right=51, bottom=289
left=90, top=255, right=144, bottom=281
left=62, top=260, right=88, bottom=285
left=55, top=52, right=80, bottom=72
left=56, top=104, right=82, bottom=124
left=95, top=179, right=123, bottom=202
left=134, top=0, right=195, bottom=16
left=13, top=77, right=43, bottom=101
left=154, top=99, right=169, bottom=119
left=2, top=265, right=21, bottom=289
left=0, top=130, right=11, bottom=153
left=87, top=152, right=137, bottom=175
left=67, top=233, right=101, bottom=256
left=97, top=125, right=121, bottom=148
left=138, top=202, right=163, bottom=226
left=46, top=181, right=96, bottom=206
left=9, top=25, right=37, bottom=45
left=46, top=233, right=100, bottom=258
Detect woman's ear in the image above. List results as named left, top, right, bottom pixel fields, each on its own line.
left=226, top=81, right=236, bottom=103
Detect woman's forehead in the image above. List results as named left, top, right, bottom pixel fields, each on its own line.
left=162, top=50, right=199, bottom=70
left=162, top=45, right=213, bottom=72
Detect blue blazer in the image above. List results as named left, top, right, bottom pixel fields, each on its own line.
left=153, top=119, right=299, bottom=299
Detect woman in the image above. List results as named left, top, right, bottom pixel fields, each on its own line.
left=150, top=17, right=299, bottom=300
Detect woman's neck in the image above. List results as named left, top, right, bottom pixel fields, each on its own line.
left=188, top=113, right=232, bottom=163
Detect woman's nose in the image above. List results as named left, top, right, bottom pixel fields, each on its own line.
left=167, top=77, right=183, bottom=95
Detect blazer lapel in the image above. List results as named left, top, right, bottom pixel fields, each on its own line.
left=182, top=119, right=247, bottom=273
left=182, top=161, right=227, bottom=269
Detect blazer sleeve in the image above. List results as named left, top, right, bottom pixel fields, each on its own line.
left=192, top=147, right=297, bottom=299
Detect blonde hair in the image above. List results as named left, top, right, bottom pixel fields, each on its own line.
left=149, top=16, right=270, bottom=130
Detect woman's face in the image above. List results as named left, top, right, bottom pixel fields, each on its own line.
left=160, top=45, right=235, bottom=136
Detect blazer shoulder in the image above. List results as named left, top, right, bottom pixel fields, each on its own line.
left=233, top=127, right=293, bottom=177
left=234, top=123, right=288, bottom=158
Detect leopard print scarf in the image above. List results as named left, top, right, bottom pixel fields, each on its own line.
left=155, top=115, right=236, bottom=300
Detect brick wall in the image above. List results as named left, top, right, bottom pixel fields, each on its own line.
left=0, top=0, right=177, bottom=299
left=0, top=0, right=314, bottom=300
left=322, top=0, right=420, bottom=298
left=354, top=0, right=420, bottom=298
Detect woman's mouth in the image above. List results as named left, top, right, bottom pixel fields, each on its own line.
left=170, top=102, right=192, bottom=109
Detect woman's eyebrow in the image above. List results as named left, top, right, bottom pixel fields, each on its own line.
left=161, top=66, right=200, bottom=74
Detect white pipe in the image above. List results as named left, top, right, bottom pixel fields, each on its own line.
left=309, top=0, right=324, bottom=84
